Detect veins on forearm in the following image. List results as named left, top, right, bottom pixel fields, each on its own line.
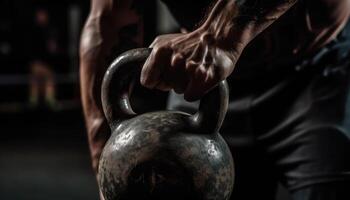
left=202, top=0, right=298, bottom=48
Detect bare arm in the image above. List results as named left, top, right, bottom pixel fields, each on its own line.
left=302, top=0, right=350, bottom=52
left=306, top=0, right=350, bottom=29
left=141, top=0, right=298, bottom=101
left=79, top=0, right=144, bottom=173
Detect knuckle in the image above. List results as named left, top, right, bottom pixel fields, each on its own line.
left=171, top=53, right=184, bottom=67
left=140, top=76, right=148, bottom=86
left=153, top=44, right=170, bottom=56
left=153, top=35, right=164, bottom=43
left=152, top=44, right=162, bottom=53
left=140, top=69, right=152, bottom=86
left=170, top=42, right=178, bottom=50
left=195, top=66, right=206, bottom=77
left=185, top=60, right=197, bottom=71
left=142, top=80, right=153, bottom=89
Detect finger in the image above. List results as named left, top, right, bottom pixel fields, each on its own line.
left=140, top=52, right=160, bottom=89
left=202, top=45, right=213, bottom=67
left=171, top=53, right=184, bottom=67
left=150, top=36, right=167, bottom=48
left=204, top=64, right=216, bottom=82
left=185, top=60, right=198, bottom=75
left=170, top=53, right=188, bottom=93
left=140, top=46, right=171, bottom=89
left=187, top=43, right=203, bottom=63
left=154, top=80, right=172, bottom=92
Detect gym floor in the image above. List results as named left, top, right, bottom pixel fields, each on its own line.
left=0, top=110, right=99, bottom=200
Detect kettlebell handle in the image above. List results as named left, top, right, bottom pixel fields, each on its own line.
left=101, top=48, right=229, bottom=134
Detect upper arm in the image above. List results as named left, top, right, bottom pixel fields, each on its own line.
left=80, top=0, right=144, bottom=60
left=79, top=0, right=145, bottom=128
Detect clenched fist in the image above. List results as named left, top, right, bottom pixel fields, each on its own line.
left=140, top=29, right=239, bottom=101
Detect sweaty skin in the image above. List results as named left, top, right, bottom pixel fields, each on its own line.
left=80, top=0, right=144, bottom=174
left=141, top=0, right=298, bottom=101
left=79, top=0, right=350, bottom=198
left=80, top=0, right=296, bottom=175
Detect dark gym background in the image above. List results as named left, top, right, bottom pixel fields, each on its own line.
left=0, top=1, right=290, bottom=199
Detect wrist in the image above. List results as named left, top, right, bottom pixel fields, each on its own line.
left=198, top=0, right=297, bottom=53
left=197, top=0, right=249, bottom=53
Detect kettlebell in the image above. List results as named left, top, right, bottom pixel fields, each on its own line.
left=98, top=48, right=234, bottom=200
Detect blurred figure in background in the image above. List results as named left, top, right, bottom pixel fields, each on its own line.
left=28, top=6, right=62, bottom=110
left=1, top=2, right=100, bottom=200
left=29, top=60, right=56, bottom=109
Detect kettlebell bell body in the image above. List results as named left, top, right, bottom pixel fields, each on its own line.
left=98, top=48, right=234, bottom=200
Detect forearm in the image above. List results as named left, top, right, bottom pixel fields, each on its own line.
left=140, top=0, right=298, bottom=100
left=80, top=22, right=112, bottom=173
left=306, top=0, right=350, bottom=28
left=79, top=0, right=144, bottom=173
left=199, top=0, right=298, bottom=53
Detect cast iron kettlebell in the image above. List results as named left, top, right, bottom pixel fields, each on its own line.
left=98, top=48, right=234, bottom=200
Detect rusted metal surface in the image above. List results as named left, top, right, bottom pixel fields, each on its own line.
left=98, top=48, right=234, bottom=200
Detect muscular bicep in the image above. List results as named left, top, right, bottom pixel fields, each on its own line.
left=81, top=0, right=144, bottom=60
left=80, top=0, right=145, bottom=109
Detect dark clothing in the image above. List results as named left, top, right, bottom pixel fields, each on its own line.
left=292, top=182, right=350, bottom=200
left=165, top=1, right=350, bottom=199
left=160, top=0, right=213, bottom=31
